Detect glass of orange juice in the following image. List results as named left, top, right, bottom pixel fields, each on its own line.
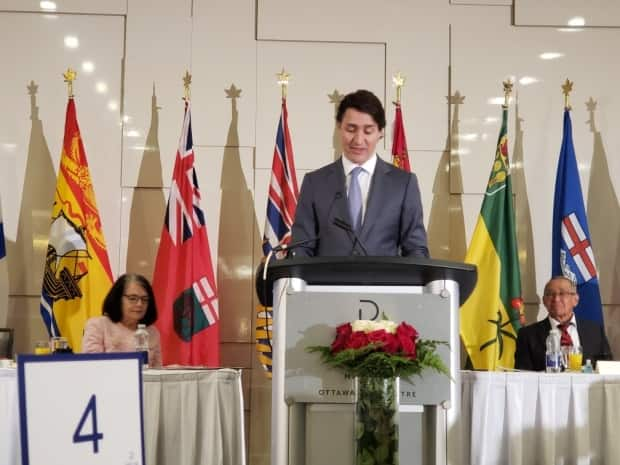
left=568, top=346, right=583, bottom=372
left=34, top=340, right=51, bottom=355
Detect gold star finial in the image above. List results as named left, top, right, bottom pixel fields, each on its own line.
left=392, top=72, right=406, bottom=104
left=183, top=70, right=192, bottom=101
left=562, top=79, right=573, bottom=110
left=276, top=68, right=291, bottom=99
left=328, top=89, right=344, bottom=105
left=27, top=80, right=38, bottom=96
left=447, top=90, right=465, bottom=105
left=63, top=68, right=77, bottom=98
left=502, top=79, right=513, bottom=107
left=225, top=83, right=242, bottom=99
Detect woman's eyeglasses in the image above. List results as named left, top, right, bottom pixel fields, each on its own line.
left=123, top=294, right=149, bottom=304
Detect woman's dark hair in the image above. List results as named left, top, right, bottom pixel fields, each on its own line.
left=336, top=89, right=386, bottom=130
left=103, top=273, right=158, bottom=326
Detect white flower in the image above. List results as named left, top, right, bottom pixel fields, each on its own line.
left=352, top=320, right=374, bottom=333
left=352, top=319, right=398, bottom=334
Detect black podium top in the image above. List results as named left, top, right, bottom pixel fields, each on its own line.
left=256, top=256, right=477, bottom=307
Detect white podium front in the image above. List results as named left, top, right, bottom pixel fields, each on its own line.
left=258, top=257, right=476, bottom=465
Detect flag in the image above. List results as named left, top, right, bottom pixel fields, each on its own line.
left=391, top=103, right=411, bottom=172
left=152, top=101, right=219, bottom=366
left=0, top=195, right=7, bottom=327
left=256, top=98, right=299, bottom=377
left=0, top=197, right=5, bottom=260
left=39, top=98, right=113, bottom=352
left=552, top=109, right=603, bottom=324
left=460, top=104, right=523, bottom=370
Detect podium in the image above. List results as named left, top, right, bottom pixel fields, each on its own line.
left=258, top=256, right=476, bottom=465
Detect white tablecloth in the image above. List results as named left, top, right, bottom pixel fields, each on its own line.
left=0, top=368, right=245, bottom=465
left=460, top=371, right=620, bottom=465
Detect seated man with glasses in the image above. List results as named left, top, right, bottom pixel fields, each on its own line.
left=514, top=276, right=612, bottom=371
left=82, top=273, right=162, bottom=367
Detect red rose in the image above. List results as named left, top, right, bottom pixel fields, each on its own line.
left=396, top=322, right=418, bottom=340
left=383, top=333, right=400, bottom=354
left=367, top=329, right=388, bottom=345
left=331, top=323, right=353, bottom=353
left=397, top=322, right=418, bottom=358
left=345, top=331, right=369, bottom=350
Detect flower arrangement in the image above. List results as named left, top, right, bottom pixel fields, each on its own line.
left=307, top=315, right=449, bottom=381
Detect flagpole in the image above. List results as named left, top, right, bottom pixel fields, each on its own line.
left=276, top=68, right=290, bottom=101
left=503, top=79, right=513, bottom=108
left=63, top=67, right=76, bottom=99
left=183, top=70, right=192, bottom=101
left=392, top=71, right=405, bottom=105
left=562, top=78, right=573, bottom=110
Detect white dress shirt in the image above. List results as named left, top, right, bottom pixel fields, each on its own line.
left=342, top=154, right=377, bottom=224
left=548, top=313, right=581, bottom=348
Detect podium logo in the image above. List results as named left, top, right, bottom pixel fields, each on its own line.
left=318, top=388, right=355, bottom=397
left=358, top=299, right=379, bottom=320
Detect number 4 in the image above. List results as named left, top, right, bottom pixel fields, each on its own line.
left=73, top=394, right=104, bottom=453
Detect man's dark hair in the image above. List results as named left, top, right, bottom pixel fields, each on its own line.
left=103, top=273, right=158, bottom=326
left=336, top=89, right=386, bottom=130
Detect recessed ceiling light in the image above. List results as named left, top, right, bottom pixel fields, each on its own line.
left=81, top=61, right=95, bottom=73
left=539, top=52, right=564, bottom=60
left=64, top=36, right=79, bottom=49
left=40, top=1, right=57, bottom=11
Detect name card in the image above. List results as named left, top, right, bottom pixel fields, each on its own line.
left=18, top=353, right=144, bottom=465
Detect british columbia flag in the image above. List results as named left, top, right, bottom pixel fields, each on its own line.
left=262, top=99, right=299, bottom=255
left=256, top=98, right=299, bottom=377
left=552, top=109, right=604, bottom=325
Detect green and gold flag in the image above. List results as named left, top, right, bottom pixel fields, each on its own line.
left=460, top=102, right=523, bottom=370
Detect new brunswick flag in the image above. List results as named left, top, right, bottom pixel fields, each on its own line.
left=39, top=97, right=113, bottom=352
left=460, top=104, right=523, bottom=370
left=391, top=103, right=411, bottom=172
left=153, top=101, right=219, bottom=366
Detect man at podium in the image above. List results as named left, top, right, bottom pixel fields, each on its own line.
left=290, top=89, right=429, bottom=258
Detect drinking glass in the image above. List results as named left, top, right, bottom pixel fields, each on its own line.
left=50, top=336, right=70, bottom=353
left=568, top=346, right=583, bottom=372
left=34, top=340, right=51, bottom=355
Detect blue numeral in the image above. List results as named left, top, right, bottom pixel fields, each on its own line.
left=73, top=394, right=104, bottom=453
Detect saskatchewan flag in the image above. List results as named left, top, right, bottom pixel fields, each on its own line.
left=460, top=104, right=523, bottom=370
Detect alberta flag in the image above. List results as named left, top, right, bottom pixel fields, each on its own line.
left=256, top=97, right=299, bottom=378
left=552, top=109, right=603, bottom=325
left=152, top=100, right=220, bottom=366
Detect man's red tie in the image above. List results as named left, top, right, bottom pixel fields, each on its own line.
left=557, top=322, right=573, bottom=347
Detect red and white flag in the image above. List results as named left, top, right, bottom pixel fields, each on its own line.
left=153, top=101, right=219, bottom=366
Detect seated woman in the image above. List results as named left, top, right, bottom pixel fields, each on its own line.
left=82, top=273, right=162, bottom=367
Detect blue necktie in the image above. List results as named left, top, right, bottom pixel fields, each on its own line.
left=348, top=167, right=363, bottom=231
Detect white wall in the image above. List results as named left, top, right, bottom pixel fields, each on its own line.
left=1, top=1, right=619, bottom=463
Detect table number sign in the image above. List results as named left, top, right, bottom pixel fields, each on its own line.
left=18, top=353, right=144, bottom=465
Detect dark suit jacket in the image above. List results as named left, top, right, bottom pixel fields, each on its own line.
left=514, top=318, right=612, bottom=371
left=290, top=156, right=429, bottom=257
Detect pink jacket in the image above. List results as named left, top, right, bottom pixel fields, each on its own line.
left=82, top=316, right=162, bottom=368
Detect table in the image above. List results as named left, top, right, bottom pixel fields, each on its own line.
left=460, top=371, right=620, bottom=465
left=0, top=368, right=245, bottom=465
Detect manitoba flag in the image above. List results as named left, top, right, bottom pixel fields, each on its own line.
left=552, top=108, right=604, bottom=325
left=153, top=101, right=219, bottom=366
